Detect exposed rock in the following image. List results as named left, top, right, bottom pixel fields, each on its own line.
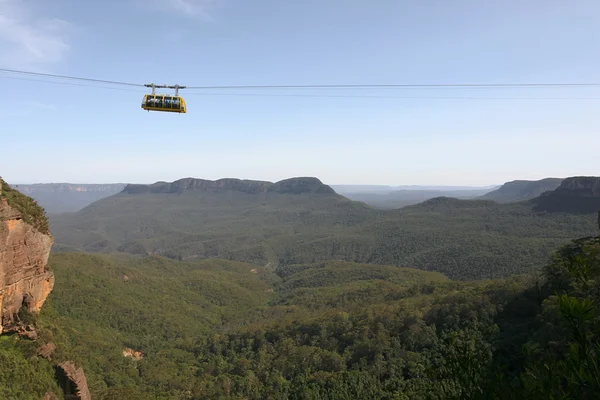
left=56, top=361, right=92, bottom=400
left=531, top=176, right=600, bottom=214
left=123, top=347, right=144, bottom=361
left=0, top=181, right=88, bottom=400
left=0, top=180, right=55, bottom=334
left=38, top=342, right=57, bottom=359
left=555, top=176, right=600, bottom=195
left=1, top=323, right=38, bottom=340
left=121, top=177, right=336, bottom=196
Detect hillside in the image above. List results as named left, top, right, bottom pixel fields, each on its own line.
left=479, top=178, right=563, bottom=203
left=35, top=234, right=600, bottom=399
left=531, top=176, right=600, bottom=213
left=12, top=182, right=496, bottom=213
left=14, top=183, right=126, bottom=214
left=0, top=178, right=63, bottom=398
left=48, top=176, right=600, bottom=280
left=36, top=252, right=449, bottom=399
left=3, top=177, right=600, bottom=398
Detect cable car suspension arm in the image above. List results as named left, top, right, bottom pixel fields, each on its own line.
left=144, top=84, right=187, bottom=96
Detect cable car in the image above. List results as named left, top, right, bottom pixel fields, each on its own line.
left=141, top=84, right=187, bottom=114
left=141, top=94, right=187, bottom=113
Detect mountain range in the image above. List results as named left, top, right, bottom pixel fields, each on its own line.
left=48, top=175, right=600, bottom=280
left=14, top=177, right=569, bottom=214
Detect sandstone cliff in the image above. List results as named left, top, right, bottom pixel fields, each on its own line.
left=122, top=177, right=336, bottom=195
left=531, top=176, right=600, bottom=214
left=0, top=178, right=54, bottom=334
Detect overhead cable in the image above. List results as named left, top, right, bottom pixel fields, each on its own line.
left=3, top=67, right=600, bottom=91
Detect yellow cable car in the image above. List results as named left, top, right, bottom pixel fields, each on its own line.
left=141, top=84, right=187, bottom=114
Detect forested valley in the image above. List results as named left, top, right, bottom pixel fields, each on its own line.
left=1, top=177, right=599, bottom=399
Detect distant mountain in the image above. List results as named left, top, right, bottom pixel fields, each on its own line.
left=340, top=188, right=494, bottom=209
left=332, top=184, right=498, bottom=194
left=13, top=183, right=126, bottom=214
left=48, top=176, right=598, bottom=280
left=531, top=176, right=600, bottom=214
left=479, top=178, right=563, bottom=203
left=12, top=180, right=497, bottom=212
left=123, top=176, right=336, bottom=195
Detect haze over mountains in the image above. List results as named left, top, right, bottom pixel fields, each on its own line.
left=48, top=175, right=600, bottom=280
left=14, top=183, right=126, bottom=214
left=16, top=177, right=566, bottom=213
left=341, top=187, right=495, bottom=209
left=478, top=178, right=564, bottom=204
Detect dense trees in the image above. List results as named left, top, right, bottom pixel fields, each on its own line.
left=0, top=232, right=589, bottom=398
left=2, top=180, right=600, bottom=398
left=50, top=191, right=598, bottom=280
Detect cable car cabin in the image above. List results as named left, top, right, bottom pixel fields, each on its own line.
left=141, top=94, right=187, bottom=113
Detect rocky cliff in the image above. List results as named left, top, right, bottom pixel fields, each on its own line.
left=0, top=178, right=54, bottom=334
left=479, top=178, right=564, bottom=203
left=122, top=177, right=336, bottom=195
left=531, top=176, right=600, bottom=214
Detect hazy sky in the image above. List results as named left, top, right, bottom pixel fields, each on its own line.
left=1, top=0, right=599, bottom=186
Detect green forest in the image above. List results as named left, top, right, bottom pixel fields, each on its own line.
left=49, top=190, right=597, bottom=280
left=0, top=232, right=597, bottom=399
left=1, top=179, right=600, bottom=399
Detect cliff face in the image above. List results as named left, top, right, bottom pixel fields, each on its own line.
left=0, top=181, right=54, bottom=333
left=122, top=177, right=336, bottom=195
left=531, top=176, right=600, bottom=214
left=479, top=178, right=564, bottom=203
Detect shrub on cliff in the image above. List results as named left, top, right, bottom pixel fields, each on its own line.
left=0, top=178, right=50, bottom=235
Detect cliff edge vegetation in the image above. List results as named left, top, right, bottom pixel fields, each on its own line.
left=1, top=178, right=50, bottom=235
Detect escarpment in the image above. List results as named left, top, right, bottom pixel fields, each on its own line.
left=0, top=178, right=54, bottom=333
left=531, top=176, right=600, bottom=213
left=121, top=176, right=336, bottom=195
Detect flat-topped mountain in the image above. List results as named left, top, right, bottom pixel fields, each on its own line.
left=479, top=178, right=563, bottom=203
left=48, top=175, right=599, bottom=280
left=531, top=176, right=600, bottom=213
left=122, top=177, right=336, bottom=195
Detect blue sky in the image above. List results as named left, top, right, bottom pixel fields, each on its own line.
left=1, top=0, right=599, bottom=186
